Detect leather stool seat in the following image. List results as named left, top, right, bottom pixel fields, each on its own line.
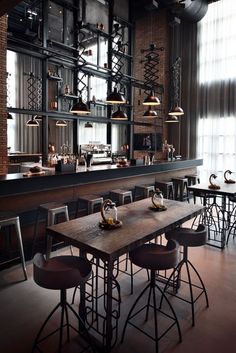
left=32, top=253, right=94, bottom=353
left=121, top=240, right=182, bottom=353
left=0, top=212, right=27, bottom=280
left=163, top=224, right=209, bottom=326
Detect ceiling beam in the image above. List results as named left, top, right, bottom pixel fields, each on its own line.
left=0, top=0, right=22, bottom=18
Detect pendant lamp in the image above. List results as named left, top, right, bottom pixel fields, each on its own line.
left=168, top=105, right=184, bottom=116
left=165, top=115, right=179, bottom=123
left=26, top=115, right=39, bottom=127
left=111, top=106, right=128, bottom=120
left=106, top=87, right=126, bottom=104
left=84, top=122, right=93, bottom=128
left=143, top=106, right=158, bottom=117
left=70, top=96, right=90, bottom=114
left=143, top=91, right=160, bottom=106
left=56, top=120, right=67, bottom=127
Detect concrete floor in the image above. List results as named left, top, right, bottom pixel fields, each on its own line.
left=1, top=227, right=236, bottom=353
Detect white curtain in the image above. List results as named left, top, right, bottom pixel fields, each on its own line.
left=197, top=0, right=236, bottom=181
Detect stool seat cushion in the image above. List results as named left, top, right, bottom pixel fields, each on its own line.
left=129, top=240, right=179, bottom=271
left=165, top=224, right=207, bottom=247
left=33, top=254, right=92, bottom=290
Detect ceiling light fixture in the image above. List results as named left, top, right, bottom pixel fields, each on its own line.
left=169, top=57, right=184, bottom=116
left=70, top=96, right=91, bottom=115
left=84, top=121, right=93, bottom=128
left=26, top=115, right=39, bottom=127
left=111, top=106, right=128, bottom=120
left=143, top=91, right=160, bottom=106
left=143, top=106, right=158, bottom=117
left=106, top=87, right=126, bottom=105
left=165, top=115, right=179, bottom=123
left=56, top=120, right=67, bottom=127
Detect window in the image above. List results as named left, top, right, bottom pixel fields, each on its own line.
left=197, top=0, right=236, bottom=180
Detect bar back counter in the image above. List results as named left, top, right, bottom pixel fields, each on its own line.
left=0, top=158, right=202, bottom=265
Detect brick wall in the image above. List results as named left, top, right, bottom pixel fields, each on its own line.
left=0, top=15, right=7, bottom=175
left=133, top=9, right=170, bottom=159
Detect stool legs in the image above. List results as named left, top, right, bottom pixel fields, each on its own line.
left=0, top=216, right=27, bottom=280
left=161, top=246, right=209, bottom=326
left=32, top=289, right=96, bottom=353
left=15, top=217, right=28, bottom=280
left=121, top=270, right=182, bottom=353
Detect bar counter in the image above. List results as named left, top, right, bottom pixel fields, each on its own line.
left=0, top=158, right=203, bottom=197
left=0, top=158, right=202, bottom=262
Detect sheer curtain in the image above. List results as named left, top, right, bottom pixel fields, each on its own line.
left=197, top=0, right=236, bottom=181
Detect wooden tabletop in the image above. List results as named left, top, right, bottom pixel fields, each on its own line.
left=47, top=198, right=204, bottom=262
left=188, top=182, right=236, bottom=197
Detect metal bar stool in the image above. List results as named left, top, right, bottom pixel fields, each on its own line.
left=32, top=202, right=70, bottom=258
left=134, top=185, right=155, bottom=200
left=162, top=224, right=209, bottom=326
left=172, top=177, right=189, bottom=202
left=0, top=212, right=27, bottom=280
left=121, top=240, right=182, bottom=353
left=155, top=181, right=174, bottom=199
left=76, top=194, right=103, bottom=217
left=109, top=189, right=133, bottom=206
left=32, top=253, right=96, bottom=353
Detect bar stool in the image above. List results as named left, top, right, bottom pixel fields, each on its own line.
left=109, top=189, right=133, bottom=206
left=172, top=177, right=189, bottom=201
left=163, top=224, right=209, bottom=326
left=0, top=212, right=27, bottom=280
left=184, top=174, right=200, bottom=186
left=121, top=240, right=182, bottom=353
left=76, top=194, right=103, bottom=217
left=32, top=202, right=69, bottom=258
left=155, top=181, right=174, bottom=199
left=32, top=253, right=95, bottom=353
left=134, top=185, right=155, bottom=200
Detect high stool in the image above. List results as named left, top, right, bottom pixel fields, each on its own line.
left=0, top=212, right=27, bottom=280
left=121, top=240, right=182, bottom=353
left=76, top=194, right=103, bottom=217
left=110, top=189, right=133, bottom=206
left=172, top=177, right=189, bottom=201
left=155, top=181, right=174, bottom=199
left=134, top=185, right=155, bottom=200
left=184, top=174, right=200, bottom=186
left=163, top=224, right=209, bottom=326
left=32, top=202, right=69, bottom=258
left=32, top=253, right=95, bottom=353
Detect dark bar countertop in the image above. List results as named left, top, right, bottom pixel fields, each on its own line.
left=0, top=159, right=203, bottom=197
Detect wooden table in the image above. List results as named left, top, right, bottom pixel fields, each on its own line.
left=188, top=182, right=236, bottom=249
left=46, top=198, right=204, bottom=352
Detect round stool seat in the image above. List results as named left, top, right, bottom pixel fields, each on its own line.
left=165, top=224, right=207, bottom=247
left=129, top=240, right=179, bottom=271
left=33, top=254, right=92, bottom=290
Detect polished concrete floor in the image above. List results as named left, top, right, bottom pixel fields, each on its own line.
left=1, top=226, right=236, bottom=353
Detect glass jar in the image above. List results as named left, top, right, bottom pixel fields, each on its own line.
left=104, top=200, right=117, bottom=224
left=152, top=188, right=164, bottom=208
